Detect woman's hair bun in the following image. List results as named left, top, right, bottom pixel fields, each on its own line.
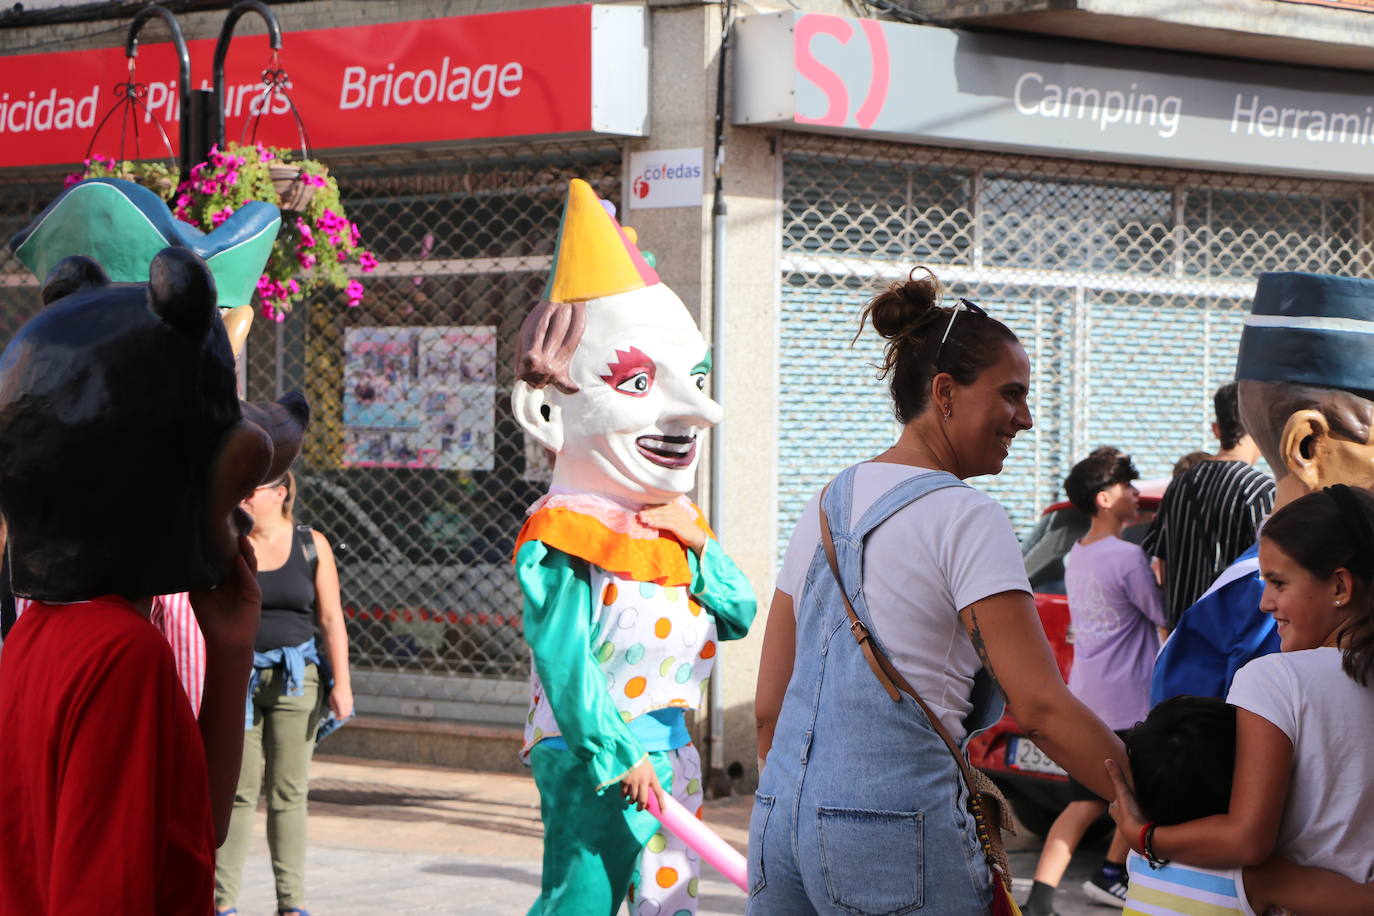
left=864, top=267, right=943, bottom=341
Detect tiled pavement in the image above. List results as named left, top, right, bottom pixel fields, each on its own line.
left=230, top=756, right=1112, bottom=915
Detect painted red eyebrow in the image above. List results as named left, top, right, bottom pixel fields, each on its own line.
left=600, top=346, right=657, bottom=388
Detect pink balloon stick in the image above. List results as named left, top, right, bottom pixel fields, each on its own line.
left=645, top=790, right=748, bottom=892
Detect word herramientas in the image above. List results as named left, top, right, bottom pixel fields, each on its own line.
left=338, top=59, right=523, bottom=112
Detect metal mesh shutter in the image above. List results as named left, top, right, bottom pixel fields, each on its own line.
left=779, top=134, right=1374, bottom=554
left=0, top=141, right=622, bottom=726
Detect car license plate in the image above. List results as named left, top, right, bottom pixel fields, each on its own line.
left=1008, top=736, right=1066, bottom=776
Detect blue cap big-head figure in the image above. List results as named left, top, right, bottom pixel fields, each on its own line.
left=1237, top=272, right=1374, bottom=498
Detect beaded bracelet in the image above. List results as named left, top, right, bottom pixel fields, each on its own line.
left=1141, top=822, right=1169, bottom=870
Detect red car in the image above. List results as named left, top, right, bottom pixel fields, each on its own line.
left=966, top=479, right=1167, bottom=835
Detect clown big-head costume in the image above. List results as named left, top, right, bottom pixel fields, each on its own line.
left=510, top=180, right=755, bottom=916
left=512, top=178, right=722, bottom=506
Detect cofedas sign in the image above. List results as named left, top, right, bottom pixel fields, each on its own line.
left=733, top=11, right=1374, bottom=180
left=0, top=5, right=647, bottom=169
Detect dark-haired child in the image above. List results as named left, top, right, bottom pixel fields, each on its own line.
left=1025, top=447, right=1166, bottom=914
left=1120, top=696, right=1374, bottom=915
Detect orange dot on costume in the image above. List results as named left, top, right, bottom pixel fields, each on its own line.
left=626, top=676, right=647, bottom=698
left=656, top=867, right=678, bottom=888
left=603, top=583, right=619, bottom=605
left=700, top=641, right=716, bottom=659
left=655, top=617, right=672, bottom=638
left=688, top=599, right=701, bottom=617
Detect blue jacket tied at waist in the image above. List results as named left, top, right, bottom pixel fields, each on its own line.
left=245, top=637, right=319, bottom=729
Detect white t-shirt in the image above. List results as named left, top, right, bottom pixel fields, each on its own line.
left=1227, top=647, right=1374, bottom=883
left=776, top=463, right=1031, bottom=741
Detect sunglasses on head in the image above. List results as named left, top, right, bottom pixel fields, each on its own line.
left=933, top=298, right=987, bottom=369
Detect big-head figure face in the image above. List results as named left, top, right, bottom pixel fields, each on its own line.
left=1236, top=271, right=1374, bottom=506
left=0, top=248, right=308, bottom=601
left=512, top=180, right=721, bottom=507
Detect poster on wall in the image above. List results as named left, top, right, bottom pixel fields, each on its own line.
left=342, top=325, right=497, bottom=470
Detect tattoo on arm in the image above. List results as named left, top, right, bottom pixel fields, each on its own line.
left=969, top=608, right=1002, bottom=692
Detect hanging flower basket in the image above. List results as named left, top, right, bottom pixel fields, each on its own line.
left=69, top=154, right=179, bottom=201
left=71, top=141, right=376, bottom=321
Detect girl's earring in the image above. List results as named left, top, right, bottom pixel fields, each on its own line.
left=943, top=405, right=952, bottom=422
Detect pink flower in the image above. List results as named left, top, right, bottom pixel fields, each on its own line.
left=319, top=209, right=347, bottom=232
left=256, top=143, right=275, bottom=162
left=295, top=219, right=316, bottom=246
left=345, top=280, right=364, bottom=306
left=297, top=251, right=317, bottom=270
left=210, top=206, right=235, bottom=228
left=347, top=221, right=361, bottom=246
left=64, top=173, right=82, bottom=188
left=358, top=251, right=377, bottom=273
left=302, top=173, right=327, bottom=188
left=337, top=250, right=349, bottom=263
left=261, top=302, right=287, bottom=322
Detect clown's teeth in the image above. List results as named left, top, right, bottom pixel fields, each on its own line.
left=638, top=436, right=693, bottom=455
left=636, top=435, right=697, bottom=468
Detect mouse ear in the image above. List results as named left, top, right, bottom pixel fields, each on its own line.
left=147, top=247, right=217, bottom=340
left=240, top=391, right=311, bottom=485
left=41, top=256, right=109, bottom=305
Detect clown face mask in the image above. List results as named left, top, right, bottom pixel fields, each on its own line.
left=517, top=286, right=721, bottom=505
left=512, top=179, right=721, bottom=507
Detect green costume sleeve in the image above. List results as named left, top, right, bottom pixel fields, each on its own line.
left=687, top=538, right=757, bottom=642
left=516, top=540, right=647, bottom=791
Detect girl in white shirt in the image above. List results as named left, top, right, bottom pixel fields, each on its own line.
left=1109, top=485, right=1374, bottom=911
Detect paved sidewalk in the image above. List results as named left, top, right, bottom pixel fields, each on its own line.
left=229, top=756, right=1112, bottom=915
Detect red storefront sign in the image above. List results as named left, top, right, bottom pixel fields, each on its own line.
left=0, top=4, right=647, bottom=169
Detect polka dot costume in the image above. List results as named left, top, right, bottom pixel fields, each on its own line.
left=626, top=745, right=706, bottom=916
left=525, top=566, right=719, bottom=756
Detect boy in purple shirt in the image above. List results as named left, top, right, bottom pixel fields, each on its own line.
left=1023, top=447, right=1167, bottom=916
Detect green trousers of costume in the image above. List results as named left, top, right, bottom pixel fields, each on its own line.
left=216, top=664, right=322, bottom=911
left=527, top=743, right=674, bottom=916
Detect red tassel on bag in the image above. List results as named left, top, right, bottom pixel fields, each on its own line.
left=991, top=872, right=1023, bottom=916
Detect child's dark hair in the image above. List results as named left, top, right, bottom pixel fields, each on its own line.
left=856, top=268, right=1020, bottom=424
left=1262, top=485, right=1374, bottom=686
left=1126, top=696, right=1237, bottom=825
left=1063, top=447, right=1139, bottom=516
left=1213, top=382, right=1246, bottom=451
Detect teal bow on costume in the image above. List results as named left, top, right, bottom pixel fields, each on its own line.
left=9, top=178, right=281, bottom=309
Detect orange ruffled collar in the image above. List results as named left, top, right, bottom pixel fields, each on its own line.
left=513, top=493, right=713, bottom=587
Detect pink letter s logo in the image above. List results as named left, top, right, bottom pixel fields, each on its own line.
left=794, top=14, right=890, bottom=129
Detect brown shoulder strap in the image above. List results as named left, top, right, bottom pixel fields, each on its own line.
left=816, top=483, right=983, bottom=789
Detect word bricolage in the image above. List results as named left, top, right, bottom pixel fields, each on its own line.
left=338, top=58, right=523, bottom=112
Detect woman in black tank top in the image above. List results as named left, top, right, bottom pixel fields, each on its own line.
left=216, top=471, right=353, bottom=916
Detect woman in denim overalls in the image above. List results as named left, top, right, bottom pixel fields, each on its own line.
left=750, top=270, right=1131, bottom=915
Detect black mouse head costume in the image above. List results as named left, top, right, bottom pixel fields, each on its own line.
left=0, top=247, right=308, bottom=601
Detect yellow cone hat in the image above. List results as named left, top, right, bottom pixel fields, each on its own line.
left=544, top=179, right=660, bottom=303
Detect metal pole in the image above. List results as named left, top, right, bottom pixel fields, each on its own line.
left=705, top=0, right=735, bottom=795
left=213, top=0, right=284, bottom=151
left=125, top=5, right=191, bottom=176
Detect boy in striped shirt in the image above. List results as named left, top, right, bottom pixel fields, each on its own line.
left=1122, top=697, right=1372, bottom=915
